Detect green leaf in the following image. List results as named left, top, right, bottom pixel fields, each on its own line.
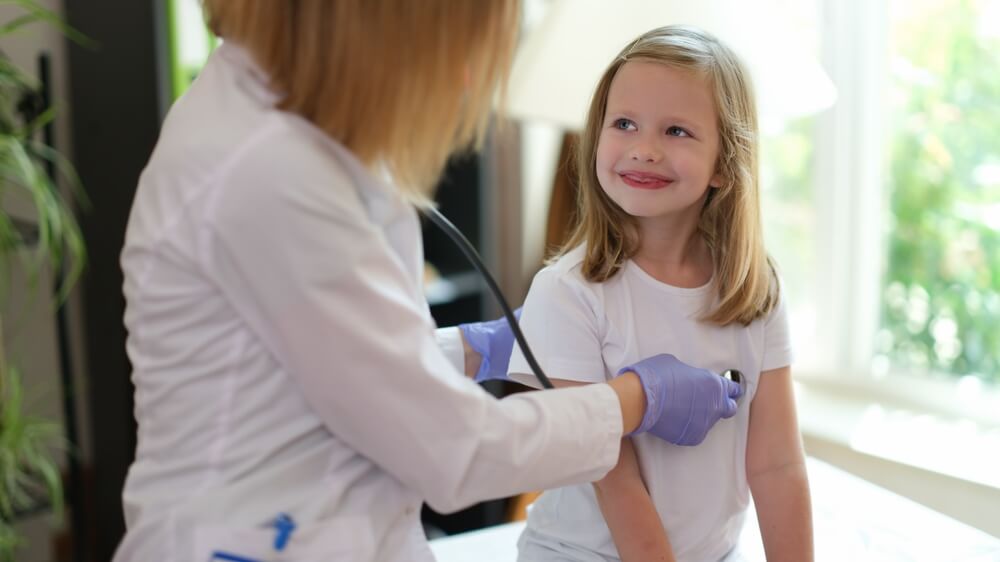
left=17, top=104, right=55, bottom=137
left=0, top=12, right=46, bottom=36
left=0, top=0, right=96, bottom=49
left=0, top=368, right=64, bottom=523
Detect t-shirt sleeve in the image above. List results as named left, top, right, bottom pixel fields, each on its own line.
left=508, top=267, right=607, bottom=388
left=761, top=282, right=794, bottom=372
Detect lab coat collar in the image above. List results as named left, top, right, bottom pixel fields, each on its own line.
left=215, top=41, right=408, bottom=226
left=214, top=41, right=281, bottom=109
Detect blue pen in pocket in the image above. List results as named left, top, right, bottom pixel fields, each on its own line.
left=210, top=513, right=297, bottom=562
left=272, top=513, right=296, bottom=552
left=210, top=553, right=261, bottom=562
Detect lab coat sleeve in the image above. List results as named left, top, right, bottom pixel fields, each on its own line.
left=200, top=130, right=622, bottom=513
left=435, top=327, right=466, bottom=374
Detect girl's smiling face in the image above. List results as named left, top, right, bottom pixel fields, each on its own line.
left=596, top=61, right=723, bottom=230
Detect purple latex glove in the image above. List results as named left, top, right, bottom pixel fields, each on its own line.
left=458, top=308, right=521, bottom=383
left=620, top=354, right=742, bottom=446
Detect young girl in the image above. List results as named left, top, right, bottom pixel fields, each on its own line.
left=509, top=26, right=813, bottom=562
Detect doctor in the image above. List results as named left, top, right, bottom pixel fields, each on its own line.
left=114, top=2, right=741, bottom=561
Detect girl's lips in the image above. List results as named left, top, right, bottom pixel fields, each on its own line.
left=619, top=171, right=672, bottom=189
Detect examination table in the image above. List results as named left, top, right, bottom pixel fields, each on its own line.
left=430, top=457, right=1000, bottom=561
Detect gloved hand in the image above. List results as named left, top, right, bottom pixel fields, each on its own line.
left=459, top=308, right=521, bottom=383
left=620, top=354, right=742, bottom=446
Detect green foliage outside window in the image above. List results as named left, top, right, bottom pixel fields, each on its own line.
left=879, top=0, right=1000, bottom=383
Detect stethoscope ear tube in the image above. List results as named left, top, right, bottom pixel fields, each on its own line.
left=421, top=205, right=555, bottom=389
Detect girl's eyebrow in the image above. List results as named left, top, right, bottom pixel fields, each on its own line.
left=665, top=117, right=703, bottom=132
left=604, top=108, right=635, bottom=118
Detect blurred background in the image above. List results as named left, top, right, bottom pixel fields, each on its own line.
left=1, top=0, right=997, bottom=560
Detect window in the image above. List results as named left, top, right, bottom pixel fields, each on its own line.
left=878, top=0, right=1000, bottom=384
left=761, top=0, right=999, bottom=418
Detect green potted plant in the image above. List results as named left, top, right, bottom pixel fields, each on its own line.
left=0, top=1, right=90, bottom=559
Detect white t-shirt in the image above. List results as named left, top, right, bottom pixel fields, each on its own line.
left=508, top=245, right=792, bottom=562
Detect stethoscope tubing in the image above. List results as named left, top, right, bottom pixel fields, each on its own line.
left=422, top=205, right=555, bottom=389
left=422, top=205, right=743, bottom=399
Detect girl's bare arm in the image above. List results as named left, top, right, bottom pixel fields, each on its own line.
left=554, top=379, right=675, bottom=562
left=593, top=437, right=676, bottom=562
left=746, top=366, right=814, bottom=561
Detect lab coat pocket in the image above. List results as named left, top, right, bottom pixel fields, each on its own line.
left=193, top=516, right=375, bottom=562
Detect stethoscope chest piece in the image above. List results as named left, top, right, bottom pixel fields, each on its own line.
left=721, top=369, right=746, bottom=403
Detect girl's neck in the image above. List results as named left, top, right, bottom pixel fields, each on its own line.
left=632, top=221, right=713, bottom=288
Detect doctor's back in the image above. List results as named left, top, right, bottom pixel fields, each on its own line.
left=117, top=41, right=427, bottom=560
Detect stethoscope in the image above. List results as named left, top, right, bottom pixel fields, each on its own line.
left=421, top=206, right=745, bottom=399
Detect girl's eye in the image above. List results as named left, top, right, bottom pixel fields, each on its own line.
left=613, top=118, right=636, bottom=131
left=666, top=126, right=690, bottom=137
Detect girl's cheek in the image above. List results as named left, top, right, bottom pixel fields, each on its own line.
left=596, top=135, right=617, bottom=160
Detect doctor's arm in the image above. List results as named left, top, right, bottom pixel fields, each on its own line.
left=745, top=366, right=814, bottom=561
left=434, top=327, right=481, bottom=377
left=435, top=311, right=521, bottom=380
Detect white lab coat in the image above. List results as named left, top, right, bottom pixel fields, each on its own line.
left=113, top=42, right=622, bottom=562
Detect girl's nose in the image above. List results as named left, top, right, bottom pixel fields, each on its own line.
left=630, top=140, right=662, bottom=163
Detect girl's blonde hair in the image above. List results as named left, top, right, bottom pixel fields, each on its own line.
left=202, top=0, right=519, bottom=200
left=563, top=25, right=778, bottom=325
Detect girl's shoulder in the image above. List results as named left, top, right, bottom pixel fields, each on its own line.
left=526, top=245, right=609, bottom=332
left=537, top=245, right=604, bottom=290
left=532, top=245, right=604, bottom=300
left=543, top=244, right=587, bottom=274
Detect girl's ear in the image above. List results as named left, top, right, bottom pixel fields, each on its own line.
left=709, top=171, right=725, bottom=190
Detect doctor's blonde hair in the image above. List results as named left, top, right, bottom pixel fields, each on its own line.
left=202, top=0, right=519, bottom=199
left=563, top=25, right=779, bottom=326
